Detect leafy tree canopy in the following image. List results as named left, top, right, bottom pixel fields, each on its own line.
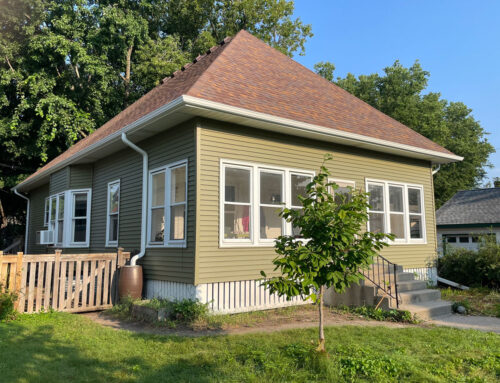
left=0, top=0, right=312, bottom=230
left=314, top=60, right=495, bottom=207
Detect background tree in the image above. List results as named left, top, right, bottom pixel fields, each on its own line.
left=0, top=0, right=312, bottom=247
left=314, top=61, right=495, bottom=207
left=261, top=156, right=392, bottom=352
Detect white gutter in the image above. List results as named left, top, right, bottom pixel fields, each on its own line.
left=432, top=164, right=441, bottom=175
left=13, top=188, right=30, bottom=253
left=121, top=133, right=148, bottom=266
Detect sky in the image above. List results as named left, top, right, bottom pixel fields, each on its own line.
left=292, top=0, right=500, bottom=182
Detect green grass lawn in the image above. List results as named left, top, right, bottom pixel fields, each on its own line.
left=0, top=312, right=499, bottom=383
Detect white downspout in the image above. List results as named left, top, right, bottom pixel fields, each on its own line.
left=121, top=132, right=148, bottom=266
left=432, top=164, right=441, bottom=175
left=13, top=188, right=30, bottom=253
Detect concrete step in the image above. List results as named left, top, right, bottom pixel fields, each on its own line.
left=398, top=289, right=441, bottom=305
left=395, top=272, right=415, bottom=282
left=400, top=300, right=453, bottom=320
left=396, top=280, right=427, bottom=292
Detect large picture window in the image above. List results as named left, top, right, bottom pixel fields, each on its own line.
left=106, top=180, right=120, bottom=247
left=220, top=160, right=314, bottom=247
left=148, top=160, right=187, bottom=247
left=366, top=179, right=425, bottom=244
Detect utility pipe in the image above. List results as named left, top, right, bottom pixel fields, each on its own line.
left=13, top=188, right=30, bottom=253
left=121, top=132, right=148, bottom=266
left=432, top=164, right=441, bottom=175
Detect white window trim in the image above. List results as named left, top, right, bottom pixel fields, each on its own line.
left=219, top=159, right=315, bottom=248
left=365, top=178, right=426, bottom=245
left=147, top=159, right=188, bottom=248
left=44, top=197, right=50, bottom=227
left=67, top=189, right=92, bottom=248
left=105, top=180, right=120, bottom=248
left=258, top=168, right=285, bottom=244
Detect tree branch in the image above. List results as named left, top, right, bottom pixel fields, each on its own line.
left=5, top=56, right=14, bottom=72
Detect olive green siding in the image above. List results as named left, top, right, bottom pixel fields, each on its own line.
left=82, top=121, right=196, bottom=283
left=69, top=165, right=93, bottom=189
left=195, top=120, right=438, bottom=284
left=27, top=183, right=50, bottom=254
left=49, top=168, right=69, bottom=195
left=26, top=121, right=197, bottom=284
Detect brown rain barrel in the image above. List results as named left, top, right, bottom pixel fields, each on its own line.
left=118, top=265, right=143, bottom=300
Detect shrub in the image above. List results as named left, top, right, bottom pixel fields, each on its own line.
left=142, top=298, right=209, bottom=323
left=0, top=283, right=18, bottom=321
left=438, top=236, right=500, bottom=288
left=339, top=305, right=418, bottom=324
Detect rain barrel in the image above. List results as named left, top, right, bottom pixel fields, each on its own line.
left=118, top=265, right=143, bottom=300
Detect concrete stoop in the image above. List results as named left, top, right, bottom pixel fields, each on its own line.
left=325, top=266, right=452, bottom=321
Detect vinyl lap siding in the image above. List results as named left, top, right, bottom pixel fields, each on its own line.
left=196, top=121, right=438, bottom=284
left=69, top=165, right=93, bottom=189
left=49, top=168, right=69, bottom=195
left=89, top=121, right=197, bottom=283
left=27, top=183, right=49, bottom=254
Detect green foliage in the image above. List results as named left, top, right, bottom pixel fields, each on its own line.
left=261, top=155, right=393, bottom=302
left=437, top=235, right=500, bottom=288
left=0, top=0, right=311, bottom=230
left=338, top=305, right=418, bottom=324
left=0, top=283, right=18, bottom=321
left=315, top=60, right=495, bottom=208
left=137, top=298, right=209, bottom=323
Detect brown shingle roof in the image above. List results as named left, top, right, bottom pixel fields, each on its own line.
left=23, top=30, right=454, bottom=185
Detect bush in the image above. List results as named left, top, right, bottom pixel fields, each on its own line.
left=338, top=305, right=418, bottom=324
left=142, top=298, right=209, bottom=323
left=0, top=284, right=18, bottom=321
left=438, top=236, right=500, bottom=288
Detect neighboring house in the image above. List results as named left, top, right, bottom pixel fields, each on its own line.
left=436, top=186, right=500, bottom=254
left=13, top=30, right=461, bottom=313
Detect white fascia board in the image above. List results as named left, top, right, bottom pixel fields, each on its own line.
left=181, top=95, right=463, bottom=164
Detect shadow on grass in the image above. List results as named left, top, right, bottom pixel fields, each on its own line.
left=0, top=319, right=222, bottom=383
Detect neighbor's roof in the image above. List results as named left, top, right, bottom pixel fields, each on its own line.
left=436, top=188, right=500, bottom=226
left=20, top=30, right=458, bottom=188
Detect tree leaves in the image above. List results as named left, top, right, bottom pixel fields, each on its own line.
left=315, top=60, right=495, bottom=208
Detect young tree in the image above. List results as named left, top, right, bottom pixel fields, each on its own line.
left=261, top=156, right=393, bottom=352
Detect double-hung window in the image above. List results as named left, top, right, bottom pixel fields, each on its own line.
left=290, top=173, right=313, bottom=238
left=366, top=179, right=425, bottom=244
left=220, top=160, right=314, bottom=247
left=106, top=180, right=120, bottom=247
left=148, top=160, right=187, bottom=247
left=259, top=170, right=284, bottom=241
left=70, top=191, right=91, bottom=246
left=223, top=165, right=252, bottom=242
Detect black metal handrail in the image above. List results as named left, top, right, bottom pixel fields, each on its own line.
left=361, top=254, right=399, bottom=308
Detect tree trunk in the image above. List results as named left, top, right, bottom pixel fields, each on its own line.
left=124, top=44, right=133, bottom=107
left=317, top=285, right=326, bottom=352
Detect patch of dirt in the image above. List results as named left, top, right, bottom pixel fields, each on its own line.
left=81, top=306, right=416, bottom=337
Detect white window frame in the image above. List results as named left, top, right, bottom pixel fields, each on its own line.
left=365, top=178, right=426, bottom=245
left=67, top=189, right=92, bottom=247
left=54, top=193, right=65, bottom=246
left=105, top=180, right=120, bottom=247
left=147, top=159, right=188, bottom=248
left=44, top=197, right=50, bottom=227
left=219, top=159, right=315, bottom=248
left=258, top=168, right=285, bottom=244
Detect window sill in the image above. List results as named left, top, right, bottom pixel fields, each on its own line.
left=147, top=242, right=187, bottom=249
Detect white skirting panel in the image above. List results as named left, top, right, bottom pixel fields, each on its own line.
left=145, top=279, right=308, bottom=314
left=404, top=267, right=437, bottom=286
left=145, top=280, right=197, bottom=301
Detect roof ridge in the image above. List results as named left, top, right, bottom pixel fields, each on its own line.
left=160, top=36, right=233, bottom=85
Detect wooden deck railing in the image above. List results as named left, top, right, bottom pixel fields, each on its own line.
left=0, top=249, right=130, bottom=313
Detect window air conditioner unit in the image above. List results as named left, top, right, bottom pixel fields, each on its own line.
left=37, top=230, right=54, bottom=245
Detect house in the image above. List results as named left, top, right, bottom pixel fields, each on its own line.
left=436, top=185, right=500, bottom=254
left=13, top=30, right=462, bottom=313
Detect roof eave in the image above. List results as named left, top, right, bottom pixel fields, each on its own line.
left=15, top=94, right=462, bottom=192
